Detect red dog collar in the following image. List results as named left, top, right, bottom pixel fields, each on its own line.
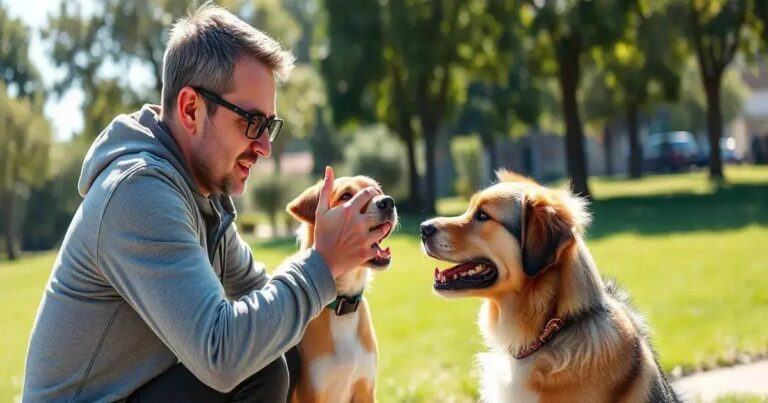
left=511, top=318, right=565, bottom=359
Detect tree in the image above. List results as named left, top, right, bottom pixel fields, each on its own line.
left=274, top=64, right=326, bottom=174
left=458, top=71, right=545, bottom=182
left=581, top=69, right=622, bottom=177
left=43, top=1, right=151, bottom=139
left=44, top=0, right=305, bottom=141
left=688, top=0, right=753, bottom=180
left=323, top=0, right=493, bottom=213
left=519, top=0, right=635, bottom=199
left=0, top=88, right=51, bottom=260
left=591, top=1, right=687, bottom=178
left=663, top=58, right=749, bottom=136
left=0, top=5, right=49, bottom=260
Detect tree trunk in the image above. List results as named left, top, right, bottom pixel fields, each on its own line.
left=272, top=140, right=283, bottom=176
left=704, top=78, right=725, bottom=180
left=626, top=101, right=643, bottom=179
left=392, top=67, right=422, bottom=213
left=603, top=124, right=614, bottom=177
left=269, top=213, right=278, bottom=239
left=556, top=45, right=592, bottom=200
left=403, top=127, right=421, bottom=212
left=423, top=129, right=437, bottom=215
left=3, top=190, right=17, bottom=260
left=480, top=130, right=497, bottom=183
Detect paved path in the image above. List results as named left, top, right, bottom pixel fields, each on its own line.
left=674, top=360, right=768, bottom=402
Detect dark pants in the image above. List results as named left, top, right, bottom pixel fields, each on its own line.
left=128, top=353, right=293, bottom=403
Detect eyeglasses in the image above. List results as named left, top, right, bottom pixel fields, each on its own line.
left=194, top=87, right=283, bottom=142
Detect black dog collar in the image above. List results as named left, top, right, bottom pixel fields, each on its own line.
left=326, top=291, right=364, bottom=316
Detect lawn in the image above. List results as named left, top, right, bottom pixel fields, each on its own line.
left=1, top=166, right=767, bottom=402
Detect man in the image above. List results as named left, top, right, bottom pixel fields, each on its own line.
left=23, top=4, right=386, bottom=402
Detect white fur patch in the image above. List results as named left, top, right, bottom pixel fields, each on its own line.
left=308, top=307, right=376, bottom=401
left=478, top=350, right=539, bottom=403
left=477, top=301, right=540, bottom=403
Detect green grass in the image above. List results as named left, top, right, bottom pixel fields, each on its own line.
left=716, top=394, right=768, bottom=403
left=2, top=166, right=768, bottom=401
left=0, top=253, right=57, bottom=402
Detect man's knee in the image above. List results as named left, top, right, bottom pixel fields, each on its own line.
left=230, top=355, right=289, bottom=402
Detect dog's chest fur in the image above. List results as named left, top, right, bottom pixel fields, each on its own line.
left=477, top=302, right=540, bottom=403
left=308, top=308, right=376, bottom=401
left=477, top=350, right=539, bottom=403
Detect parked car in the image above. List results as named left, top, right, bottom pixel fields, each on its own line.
left=698, top=136, right=744, bottom=165
left=643, top=131, right=702, bottom=173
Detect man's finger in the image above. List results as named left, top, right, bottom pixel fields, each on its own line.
left=316, top=166, right=334, bottom=215
left=346, top=186, right=380, bottom=211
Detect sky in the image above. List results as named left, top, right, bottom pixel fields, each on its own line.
left=4, top=0, right=153, bottom=142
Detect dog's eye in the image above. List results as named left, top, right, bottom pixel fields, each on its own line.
left=338, top=192, right=353, bottom=201
left=474, top=209, right=491, bottom=222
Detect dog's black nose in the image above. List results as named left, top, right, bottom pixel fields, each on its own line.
left=420, top=222, right=437, bottom=239
left=376, top=196, right=395, bottom=211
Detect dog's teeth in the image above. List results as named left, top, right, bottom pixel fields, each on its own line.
left=452, top=274, right=458, bottom=280
left=468, top=269, right=476, bottom=275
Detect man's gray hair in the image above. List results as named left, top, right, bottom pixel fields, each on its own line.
left=161, top=3, right=295, bottom=117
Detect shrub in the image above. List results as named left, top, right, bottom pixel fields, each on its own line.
left=342, top=125, right=407, bottom=198
left=250, top=174, right=311, bottom=238
left=451, top=135, right=484, bottom=200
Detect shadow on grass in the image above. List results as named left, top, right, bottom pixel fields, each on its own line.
left=384, top=183, right=768, bottom=241
left=588, top=183, right=768, bottom=239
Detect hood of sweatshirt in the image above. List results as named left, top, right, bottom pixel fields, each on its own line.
left=78, top=104, right=237, bottom=253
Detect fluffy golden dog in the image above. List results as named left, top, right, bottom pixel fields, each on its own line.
left=420, top=170, right=679, bottom=403
left=287, top=176, right=397, bottom=403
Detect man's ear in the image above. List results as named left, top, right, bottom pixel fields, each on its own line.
left=287, top=181, right=323, bottom=224
left=177, top=87, right=203, bottom=136
left=519, top=193, right=576, bottom=277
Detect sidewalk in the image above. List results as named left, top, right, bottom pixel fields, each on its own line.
left=674, top=360, right=768, bottom=402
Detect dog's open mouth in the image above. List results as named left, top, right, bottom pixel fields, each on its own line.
left=433, top=259, right=498, bottom=290
left=369, top=222, right=393, bottom=267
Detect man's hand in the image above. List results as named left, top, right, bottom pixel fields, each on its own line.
left=312, top=166, right=389, bottom=279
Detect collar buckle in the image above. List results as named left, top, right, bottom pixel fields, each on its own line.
left=512, top=317, right=565, bottom=359
left=327, top=293, right=363, bottom=316
left=334, top=297, right=361, bottom=315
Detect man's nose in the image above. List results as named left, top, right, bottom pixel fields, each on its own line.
left=251, top=132, right=271, bottom=157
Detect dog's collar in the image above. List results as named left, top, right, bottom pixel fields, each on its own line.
left=326, top=291, right=364, bottom=316
left=509, top=317, right=565, bottom=359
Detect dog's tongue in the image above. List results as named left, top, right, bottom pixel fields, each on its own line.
left=373, top=243, right=391, bottom=259
left=434, top=261, right=479, bottom=277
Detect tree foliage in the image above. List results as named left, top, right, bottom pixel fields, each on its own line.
left=323, top=0, right=495, bottom=212
left=687, top=0, right=757, bottom=180
left=516, top=0, right=636, bottom=199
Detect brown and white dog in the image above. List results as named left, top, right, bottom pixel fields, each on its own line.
left=420, top=170, right=679, bottom=403
left=287, top=176, right=397, bottom=403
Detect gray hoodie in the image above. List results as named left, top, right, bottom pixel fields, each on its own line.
left=22, top=105, right=335, bottom=402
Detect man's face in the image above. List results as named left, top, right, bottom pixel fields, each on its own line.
left=191, top=57, right=276, bottom=196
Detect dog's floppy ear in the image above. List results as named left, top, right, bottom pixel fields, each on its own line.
left=519, top=192, right=576, bottom=277
left=287, top=181, right=323, bottom=224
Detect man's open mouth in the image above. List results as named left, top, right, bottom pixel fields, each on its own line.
left=433, top=259, right=498, bottom=290
left=369, top=222, right=393, bottom=267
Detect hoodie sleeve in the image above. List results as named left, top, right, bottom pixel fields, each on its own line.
left=220, top=224, right=269, bottom=299
left=96, top=167, right=335, bottom=392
